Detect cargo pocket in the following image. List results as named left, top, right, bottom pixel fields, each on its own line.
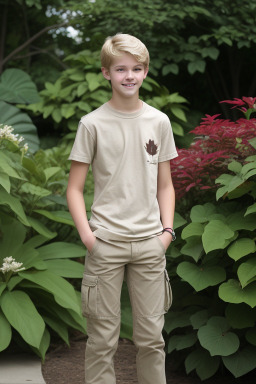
left=81, top=274, right=98, bottom=318
left=164, top=269, right=172, bottom=312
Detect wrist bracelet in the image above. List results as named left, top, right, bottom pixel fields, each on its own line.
left=162, top=227, right=176, bottom=241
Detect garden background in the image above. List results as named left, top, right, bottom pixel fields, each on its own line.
left=1, top=0, right=256, bottom=381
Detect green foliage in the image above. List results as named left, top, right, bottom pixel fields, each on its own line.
left=0, top=126, right=87, bottom=358
left=25, top=50, right=188, bottom=136
left=165, top=140, right=256, bottom=379
left=0, top=68, right=40, bottom=152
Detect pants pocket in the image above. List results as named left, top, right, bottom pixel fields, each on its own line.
left=81, top=274, right=98, bottom=318
left=164, top=269, right=173, bottom=312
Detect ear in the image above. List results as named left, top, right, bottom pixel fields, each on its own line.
left=143, top=67, right=149, bottom=79
left=101, top=67, right=111, bottom=80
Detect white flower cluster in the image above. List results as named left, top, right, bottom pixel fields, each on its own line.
left=0, top=124, right=28, bottom=152
left=0, top=256, right=25, bottom=274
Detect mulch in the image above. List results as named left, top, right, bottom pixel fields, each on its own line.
left=42, top=335, right=256, bottom=384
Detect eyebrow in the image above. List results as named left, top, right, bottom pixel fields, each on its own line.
left=113, top=64, right=144, bottom=68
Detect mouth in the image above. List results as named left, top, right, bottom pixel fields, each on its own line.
left=122, top=83, right=136, bottom=88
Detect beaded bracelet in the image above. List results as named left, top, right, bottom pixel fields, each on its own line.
left=162, top=227, right=176, bottom=241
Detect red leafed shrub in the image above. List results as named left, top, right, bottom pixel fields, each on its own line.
left=171, top=98, right=256, bottom=204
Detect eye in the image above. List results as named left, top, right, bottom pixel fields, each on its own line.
left=134, top=68, right=142, bottom=71
left=116, top=68, right=124, bottom=72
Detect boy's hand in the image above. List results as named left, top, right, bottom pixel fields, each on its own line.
left=158, top=231, right=172, bottom=250
left=83, top=233, right=97, bottom=253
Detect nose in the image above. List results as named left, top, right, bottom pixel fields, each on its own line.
left=125, top=70, right=134, bottom=80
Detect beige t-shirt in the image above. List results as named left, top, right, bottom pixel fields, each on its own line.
left=69, top=101, right=178, bottom=241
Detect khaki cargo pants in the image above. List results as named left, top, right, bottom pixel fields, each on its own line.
left=81, top=236, right=172, bottom=384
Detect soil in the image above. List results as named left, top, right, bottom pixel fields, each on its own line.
left=42, top=335, right=256, bottom=384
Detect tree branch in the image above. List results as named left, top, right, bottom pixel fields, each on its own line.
left=1, top=21, right=68, bottom=68
left=14, top=48, right=69, bottom=70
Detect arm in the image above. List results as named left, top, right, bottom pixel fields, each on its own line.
left=157, top=160, right=176, bottom=249
left=66, top=160, right=96, bottom=251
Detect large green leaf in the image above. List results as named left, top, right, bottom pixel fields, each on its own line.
left=19, top=270, right=81, bottom=313
left=181, top=222, right=204, bottom=239
left=34, top=209, right=75, bottom=226
left=177, top=262, right=226, bottom=291
left=202, top=220, right=234, bottom=253
left=1, top=290, right=45, bottom=348
left=0, top=311, right=12, bottom=352
left=43, top=315, right=70, bottom=345
left=0, top=69, right=40, bottom=104
left=168, top=333, right=197, bottom=353
left=185, top=347, right=220, bottom=380
left=227, top=238, right=255, bottom=261
left=190, top=310, right=208, bottom=330
left=0, top=283, right=7, bottom=297
left=219, top=279, right=256, bottom=308
left=198, top=316, right=239, bottom=356
left=173, top=211, right=187, bottom=229
left=245, top=203, right=256, bottom=216
left=0, top=101, right=39, bottom=152
left=222, top=346, right=256, bottom=378
left=37, top=242, right=85, bottom=260
left=44, top=259, right=84, bottom=278
left=226, top=212, right=256, bottom=231
left=27, top=216, right=57, bottom=239
left=181, top=237, right=204, bottom=262
left=164, top=310, right=194, bottom=334
left=0, top=190, right=30, bottom=228
left=190, top=203, right=216, bottom=223
left=237, top=259, right=256, bottom=288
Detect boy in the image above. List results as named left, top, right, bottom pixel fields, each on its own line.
left=66, top=33, right=178, bottom=384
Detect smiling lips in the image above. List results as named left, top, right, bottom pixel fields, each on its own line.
left=122, top=83, right=136, bottom=87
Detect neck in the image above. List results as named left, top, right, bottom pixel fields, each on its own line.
left=108, top=96, right=142, bottom=113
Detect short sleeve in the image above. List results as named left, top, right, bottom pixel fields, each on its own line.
left=68, top=121, right=95, bottom=164
left=158, top=117, right=178, bottom=162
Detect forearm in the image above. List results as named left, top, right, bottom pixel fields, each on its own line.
left=66, top=188, right=93, bottom=244
left=157, top=183, right=175, bottom=229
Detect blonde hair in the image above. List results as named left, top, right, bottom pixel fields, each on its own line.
left=101, top=33, right=149, bottom=69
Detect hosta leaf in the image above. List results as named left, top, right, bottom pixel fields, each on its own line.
left=173, top=211, right=187, bottom=229
left=190, top=203, right=216, bottom=223
left=227, top=238, right=255, bottom=261
left=0, top=172, right=10, bottom=193
left=37, top=242, right=85, bottom=260
left=222, top=346, right=256, bottom=378
left=19, top=270, right=81, bottom=313
left=34, top=209, right=75, bottom=226
left=245, top=203, right=256, bottom=216
left=185, top=347, right=220, bottom=380
left=237, top=259, right=256, bottom=288
left=219, top=279, right=256, bottom=308
left=44, top=259, right=84, bottom=278
left=164, top=310, right=193, bottom=334
left=198, top=316, right=239, bottom=356
left=27, top=216, right=57, bottom=239
left=226, top=212, right=256, bottom=231
left=181, top=237, right=204, bottom=262
left=0, top=186, right=30, bottom=226
left=168, top=333, right=197, bottom=353
left=43, top=315, right=69, bottom=345
left=1, top=290, right=45, bottom=348
left=202, top=220, right=234, bottom=253
left=181, top=222, right=204, bottom=239
left=0, top=283, right=7, bottom=297
left=177, top=262, right=226, bottom=291
left=190, top=310, right=208, bottom=330
left=225, top=304, right=256, bottom=329
left=0, top=311, right=12, bottom=352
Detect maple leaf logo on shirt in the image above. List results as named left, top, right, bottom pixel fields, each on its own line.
left=145, top=139, right=159, bottom=164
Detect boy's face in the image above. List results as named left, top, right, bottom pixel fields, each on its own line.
left=101, top=53, right=148, bottom=100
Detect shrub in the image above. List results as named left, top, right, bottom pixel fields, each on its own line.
left=0, top=124, right=86, bottom=358
left=165, top=99, right=256, bottom=380
left=171, top=97, right=256, bottom=210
